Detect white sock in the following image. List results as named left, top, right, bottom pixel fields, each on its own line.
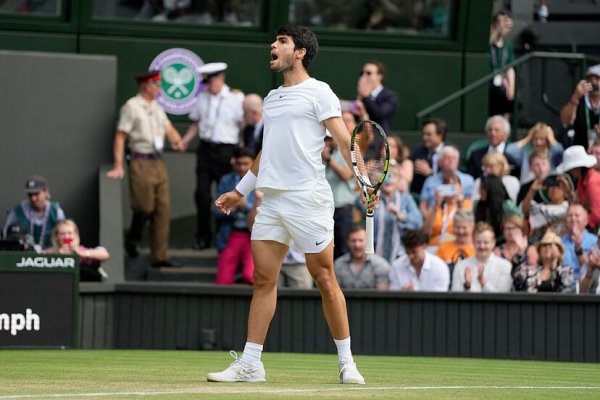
left=333, top=337, right=353, bottom=363
left=240, top=342, right=263, bottom=366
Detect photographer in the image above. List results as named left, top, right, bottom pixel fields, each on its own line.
left=560, top=64, right=600, bottom=149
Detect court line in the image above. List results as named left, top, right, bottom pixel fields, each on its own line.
left=2, top=386, right=600, bottom=398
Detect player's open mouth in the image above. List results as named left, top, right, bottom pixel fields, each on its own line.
left=271, top=53, right=278, bottom=61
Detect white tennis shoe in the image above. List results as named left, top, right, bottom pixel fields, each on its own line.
left=339, top=358, right=365, bottom=384
left=206, top=351, right=266, bottom=383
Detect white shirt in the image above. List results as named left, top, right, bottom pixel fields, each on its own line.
left=487, top=142, right=506, bottom=154
left=389, top=252, right=450, bottom=292
left=451, top=254, right=512, bottom=292
left=472, top=175, right=520, bottom=203
left=257, top=78, right=341, bottom=190
left=188, top=85, right=244, bottom=144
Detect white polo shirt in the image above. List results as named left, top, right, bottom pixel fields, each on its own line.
left=389, top=252, right=450, bottom=292
left=188, top=85, right=244, bottom=144
left=257, top=78, right=342, bottom=191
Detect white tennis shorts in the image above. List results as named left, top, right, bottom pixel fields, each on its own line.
left=252, top=182, right=334, bottom=253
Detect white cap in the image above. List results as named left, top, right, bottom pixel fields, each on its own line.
left=198, top=62, right=227, bottom=75
left=585, top=64, right=600, bottom=78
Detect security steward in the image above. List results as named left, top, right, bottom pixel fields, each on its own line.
left=106, top=70, right=184, bottom=268
left=181, top=62, right=244, bottom=250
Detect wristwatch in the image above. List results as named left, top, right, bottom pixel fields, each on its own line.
left=575, top=247, right=584, bottom=256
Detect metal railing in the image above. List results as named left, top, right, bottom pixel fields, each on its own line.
left=415, top=51, right=600, bottom=131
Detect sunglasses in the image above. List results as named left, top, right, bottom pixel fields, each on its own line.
left=359, top=70, right=376, bottom=77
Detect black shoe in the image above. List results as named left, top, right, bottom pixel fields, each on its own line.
left=151, top=260, right=180, bottom=268
left=125, top=241, right=139, bottom=258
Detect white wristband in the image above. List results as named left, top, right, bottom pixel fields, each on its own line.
left=235, top=171, right=257, bottom=197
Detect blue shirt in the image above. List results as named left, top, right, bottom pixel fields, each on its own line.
left=420, top=171, right=474, bottom=207
left=562, top=230, right=597, bottom=279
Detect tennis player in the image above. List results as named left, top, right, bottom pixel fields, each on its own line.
left=210, top=24, right=367, bottom=385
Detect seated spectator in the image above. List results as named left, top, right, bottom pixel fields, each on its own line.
left=213, top=147, right=257, bottom=285
left=472, top=152, right=520, bottom=203
left=513, top=231, right=575, bottom=293
left=579, top=237, right=600, bottom=294
left=278, top=244, right=313, bottom=289
left=3, top=175, right=66, bottom=252
left=505, top=122, right=563, bottom=183
left=451, top=222, right=512, bottom=292
left=388, top=135, right=413, bottom=185
left=353, top=172, right=422, bottom=263
left=44, top=219, right=109, bottom=282
left=474, top=175, right=522, bottom=242
left=561, top=203, right=597, bottom=280
left=585, top=140, right=600, bottom=232
left=517, top=150, right=551, bottom=207
left=436, top=210, right=476, bottom=277
left=410, top=118, right=448, bottom=195
left=419, top=146, right=474, bottom=217
left=423, top=173, right=472, bottom=248
left=494, top=215, right=538, bottom=290
left=323, top=124, right=356, bottom=260
left=334, top=225, right=390, bottom=290
left=556, top=145, right=599, bottom=230
left=389, top=230, right=450, bottom=292
left=466, top=115, right=518, bottom=180
left=525, top=174, right=573, bottom=242
left=376, top=172, right=422, bottom=263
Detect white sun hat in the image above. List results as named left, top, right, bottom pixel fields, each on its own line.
left=556, top=145, right=597, bottom=173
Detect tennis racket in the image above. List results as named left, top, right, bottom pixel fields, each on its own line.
left=350, top=120, right=390, bottom=254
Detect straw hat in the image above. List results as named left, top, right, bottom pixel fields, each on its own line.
left=535, top=231, right=564, bottom=255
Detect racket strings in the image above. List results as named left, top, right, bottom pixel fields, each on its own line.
left=353, top=123, right=388, bottom=187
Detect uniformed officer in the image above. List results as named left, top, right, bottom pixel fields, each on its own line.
left=107, top=70, right=184, bottom=267
left=181, top=62, right=245, bottom=250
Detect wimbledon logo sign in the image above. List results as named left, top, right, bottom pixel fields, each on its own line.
left=149, top=48, right=204, bottom=115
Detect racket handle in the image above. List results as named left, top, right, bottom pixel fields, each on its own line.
left=365, top=215, right=375, bottom=254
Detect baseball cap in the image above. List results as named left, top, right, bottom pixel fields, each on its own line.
left=24, top=175, right=48, bottom=194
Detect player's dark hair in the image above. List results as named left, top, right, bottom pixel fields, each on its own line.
left=275, top=24, right=319, bottom=70
left=401, top=230, right=429, bottom=249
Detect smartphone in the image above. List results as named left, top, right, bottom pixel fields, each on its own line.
left=438, top=184, right=456, bottom=197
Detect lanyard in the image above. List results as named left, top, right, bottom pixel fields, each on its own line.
left=203, top=95, right=224, bottom=142
left=584, top=95, right=600, bottom=131
left=490, top=45, right=508, bottom=69
left=440, top=202, right=457, bottom=242
left=29, top=203, right=50, bottom=248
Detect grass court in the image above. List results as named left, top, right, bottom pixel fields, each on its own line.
left=1, top=350, right=599, bottom=399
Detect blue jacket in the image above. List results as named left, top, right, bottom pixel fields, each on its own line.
left=213, top=172, right=256, bottom=250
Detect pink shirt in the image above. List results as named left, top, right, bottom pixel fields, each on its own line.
left=578, top=168, right=600, bottom=229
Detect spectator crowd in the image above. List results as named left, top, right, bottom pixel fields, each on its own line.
left=2, top=51, right=600, bottom=295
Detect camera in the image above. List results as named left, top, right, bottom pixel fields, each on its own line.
left=591, top=83, right=600, bottom=92
left=0, top=224, right=34, bottom=251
